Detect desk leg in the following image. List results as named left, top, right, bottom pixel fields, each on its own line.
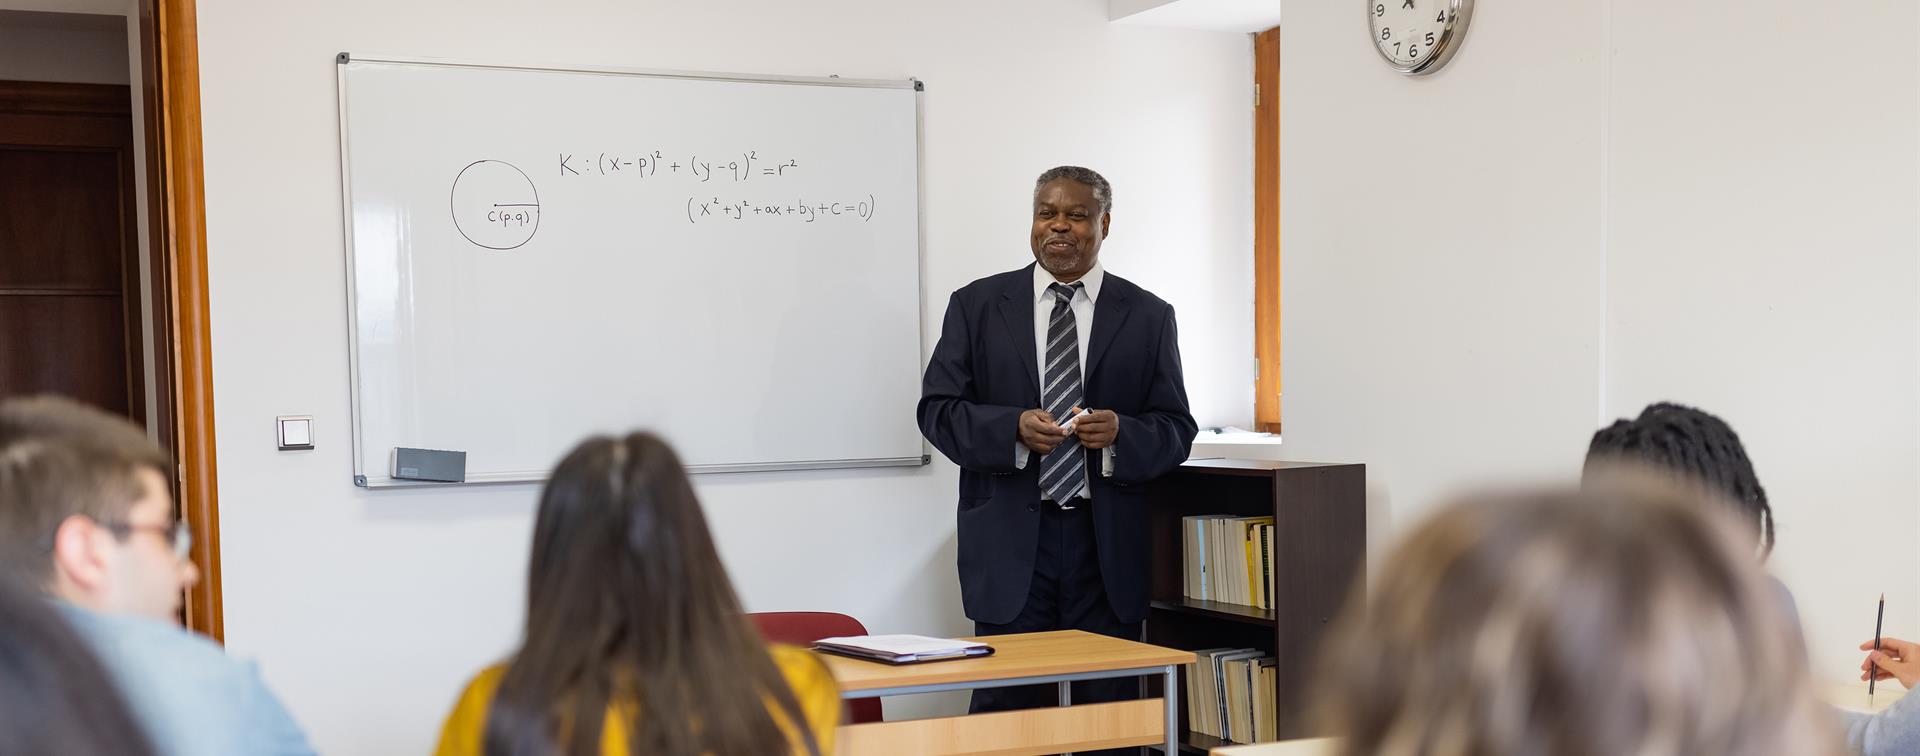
left=1164, top=665, right=1178, bottom=756
left=1058, top=682, right=1072, bottom=756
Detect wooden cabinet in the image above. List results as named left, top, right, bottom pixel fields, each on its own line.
left=1144, top=459, right=1366, bottom=752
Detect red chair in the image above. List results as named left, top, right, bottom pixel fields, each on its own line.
left=748, top=611, right=883, bottom=724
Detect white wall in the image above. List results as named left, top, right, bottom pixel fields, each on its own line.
left=1283, top=0, right=1920, bottom=689
left=1277, top=0, right=1608, bottom=533
left=1604, top=0, right=1920, bottom=689
left=192, top=1, right=1253, bottom=753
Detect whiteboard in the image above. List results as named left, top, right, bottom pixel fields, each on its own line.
left=336, top=55, right=926, bottom=488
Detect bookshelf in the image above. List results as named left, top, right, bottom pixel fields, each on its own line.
left=1144, top=459, right=1366, bottom=752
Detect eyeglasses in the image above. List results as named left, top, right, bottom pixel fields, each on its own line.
left=97, top=519, right=193, bottom=561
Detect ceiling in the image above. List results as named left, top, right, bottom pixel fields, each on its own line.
left=1109, top=0, right=1280, bottom=34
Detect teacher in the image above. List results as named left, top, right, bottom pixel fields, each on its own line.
left=918, top=166, right=1196, bottom=713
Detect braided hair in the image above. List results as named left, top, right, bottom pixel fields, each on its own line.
left=1585, top=402, right=1775, bottom=559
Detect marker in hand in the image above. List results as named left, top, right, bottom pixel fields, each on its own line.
left=1057, top=406, right=1093, bottom=434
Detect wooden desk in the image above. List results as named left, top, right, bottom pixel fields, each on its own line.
left=824, top=630, right=1195, bottom=756
left=1204, top=682, right=1915, bottom=755
left=1211, top=737, right=1336, bottom=755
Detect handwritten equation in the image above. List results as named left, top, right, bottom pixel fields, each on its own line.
left=686, top=195, right=877, bottom=224
left=560, top=150, right=800, bottom=182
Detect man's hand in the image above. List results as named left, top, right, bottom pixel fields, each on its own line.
left=1075, top=409, right=1119, bottom=449
left=1019, top=409, right=1069, bottom=455
left=1861, top=636, right=1920, bottom=689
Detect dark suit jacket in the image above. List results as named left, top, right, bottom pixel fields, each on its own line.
left=918, top=264, right=1196, bottom=625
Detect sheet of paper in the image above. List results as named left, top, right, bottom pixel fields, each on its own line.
left=1829, top=682, right=1909, bottom=714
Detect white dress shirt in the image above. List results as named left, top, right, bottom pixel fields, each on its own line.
left=1016, top=262, right=1111, bottom=499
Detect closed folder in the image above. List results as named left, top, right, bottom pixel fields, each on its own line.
left=812, top=634, right=995, bottom=665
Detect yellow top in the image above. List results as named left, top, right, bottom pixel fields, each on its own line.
left=432, top=644, right=840, bottom=756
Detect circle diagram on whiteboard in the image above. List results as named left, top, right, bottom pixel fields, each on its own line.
left=450, top=160, right=540, bottom=250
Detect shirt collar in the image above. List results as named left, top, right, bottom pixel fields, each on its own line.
left=1033, top=261, right=1104, bottom=305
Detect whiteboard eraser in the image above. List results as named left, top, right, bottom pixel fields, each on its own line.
left=392, top=447, right=466, bottom=482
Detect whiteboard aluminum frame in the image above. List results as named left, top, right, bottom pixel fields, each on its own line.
left=336, top=53, right=929, bottom=489
left=337, top=52, right=922, bottom=91
left=354, top=455, right=934, bottom=490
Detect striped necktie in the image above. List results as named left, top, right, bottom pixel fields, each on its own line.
left=1039, top=282, right=1086, bottom=506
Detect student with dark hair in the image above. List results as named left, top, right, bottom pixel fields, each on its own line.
left=433, top=432, right=838, bottom=756
left=1585, top=401, right=1774, bottom=557
left=1585, top=401, right=1918, bottom=755
left=1315, top=474, right=1843, bottom=756
left=0, top=577, right=157, bottom=756
left=0, top=396, right=314, bottom=756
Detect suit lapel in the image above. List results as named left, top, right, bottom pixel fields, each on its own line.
left=995, top=266, right=1041, bottom=403
left=1085, top=276, right=1134, bottom=381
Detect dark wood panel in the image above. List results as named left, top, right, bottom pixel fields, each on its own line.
left=0, top=80, right=132, bottom=116
left=0, top=296, right=129, bottom=414
left=1150, top=597, right=1276, bottom=627
left=0, top=80, right=144, bottom=428
left=0, top=112, right=129, bottom=149
left=0, top=148, right=126, bottom=289
left=1270, top=464, right=1365, bottom=738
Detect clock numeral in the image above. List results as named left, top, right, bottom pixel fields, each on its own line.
left=1393, top=42, right=1401, bottom=55
left=1426, top=32, right=1436, bottom=45
left=1410, top=46, right=1419, bottom=58
left=1375, top=3, right=1384, bottom=17
left=1380, top=27, right=1391, bottom=41
left=1436, top=9, right=1447, bottom=23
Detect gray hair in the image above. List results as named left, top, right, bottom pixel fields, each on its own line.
left=1033, top=166, right=1113, bottom=215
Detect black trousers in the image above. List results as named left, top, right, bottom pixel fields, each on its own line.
left=970, top=500, right=1143, bottom=754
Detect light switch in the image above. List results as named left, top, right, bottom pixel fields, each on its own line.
left=277, top=415, right=314, bottom=451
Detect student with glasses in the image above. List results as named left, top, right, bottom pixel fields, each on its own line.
left=0, top=395, right=314, bottom=756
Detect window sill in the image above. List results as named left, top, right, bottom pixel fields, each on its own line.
left=1189, top=429, right=1285, bottom=461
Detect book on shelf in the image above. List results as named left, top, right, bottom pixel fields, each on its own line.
left=1226, top=654, right=1254, bottom=743
left=1185, top=647, right=1276, bottom=744
left=1253, top=657, right=1278, bottom=743
left=1181, top=514, right=1276, bottom=610
left=1237, top=517, right=1272, bottom=609
left=1183, top=515, right=1210, bottom=602
left=1187, top=647, right=1235, bottom=737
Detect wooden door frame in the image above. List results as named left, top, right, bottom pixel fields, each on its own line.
left=137, top=0, right=222, bottom=641
left=1254, top=27, right=1280, bottom=433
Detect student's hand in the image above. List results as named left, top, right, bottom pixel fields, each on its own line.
left=1075, top=409, right=1119, bottom=449
left=1860, top=637, right=1920, bottom=689
left=1019, top=409, right=1069, bottom=455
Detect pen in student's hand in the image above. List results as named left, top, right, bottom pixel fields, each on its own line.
left=1872, top=593, right=1886, bottom=706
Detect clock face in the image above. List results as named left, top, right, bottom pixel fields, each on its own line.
left=1369, top=0, right=1470, bottom=75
